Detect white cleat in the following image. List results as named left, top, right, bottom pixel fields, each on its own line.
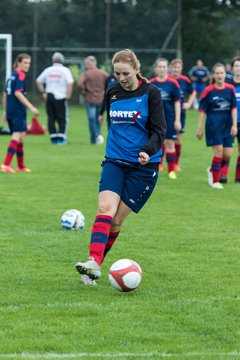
left=81, top=274, right=97, bottom=286
left=211, top=182, right=224, bottom=190
left=207, top=167, right=213, bottom=186
left=75, top=256, right=101, bottom=280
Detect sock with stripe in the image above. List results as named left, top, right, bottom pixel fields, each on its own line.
left=3, top=139, right=19, bottom=166
left=17, top=142, right=24, bottom=168
left=166, top=151, right=176, bottom=173
left=220, top=159, right=229, bottom=178
left=89, top=215, right=112, bottom=265
left=235, top=155, right=240, bottom=181
left=175, top=144, right=181, bottom=165
left=103, top=231, right=120, bottom=262
left=211, top=156, right=222, bottom=183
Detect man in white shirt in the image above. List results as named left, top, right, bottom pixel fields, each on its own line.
left=36, top=52, right=74, bottom=144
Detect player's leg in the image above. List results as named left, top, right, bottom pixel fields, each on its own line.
left=165, top=139, right=177, bottom=179
left=86, top=102, right=98, bottom=144
left=220, top=142, right=233, bottom=183
left=235, top=127, right=240, bottom=182
left=1, top=127, right=22, bottom=173
left=46, top=94, right=58, bottom=144
left=56, top=99, right=68, bottom=144
left=210, top=145, right=224, bottom=189
left=16, top=132, right=31, bottom=172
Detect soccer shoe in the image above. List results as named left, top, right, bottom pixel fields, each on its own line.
left=212, top=182, right=224, bottom=190
left=16, top=166, right=32, bottom=173
left=81, top=274, right=97, bottom=286
left=158, top=163, right=164, bottom=171
left=220, top=175, right=228, bottom=184
left=207, top=167, right=213, bottom=186
left=75, top=256, right=101, bottom=280
left=168, top=171, right=177, bottom=180
left=174, top=164, right=182, bottom=172
left=0, top=164, right=15, bottom=173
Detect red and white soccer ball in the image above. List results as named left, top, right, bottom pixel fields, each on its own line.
left=108, top=259, right=142, bottom=292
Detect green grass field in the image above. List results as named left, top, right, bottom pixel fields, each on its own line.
left=0, top=106, right=240, bottom=360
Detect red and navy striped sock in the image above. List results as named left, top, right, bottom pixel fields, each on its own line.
left=220, top=159, right=229, bottom=177
left=235, top=156, right=240, bottom=181
left=89, top=215, right=112, bottom=265
left=103, top=231, right=120, bottom=261
left=3, top=139, right=18, bottom=166
left=175, top=144, right=181, bottom=165
left=17, top=142, right=24, bottom=168
left=161, top=144, right=166, bottom=164
left=166, top=152, right=176, bottom=173
left=211, top=156, right=222, bottom=183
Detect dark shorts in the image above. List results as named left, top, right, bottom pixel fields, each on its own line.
left=7, top=117, right=27, bottom=133
left=206, top=133, right=233, bottom=147
left=99, top=160, right=159, bottom=213
left=166, top=117, right=178, bottom=140
left=193, top=83, right=205, bottom=94
left=236, top=123, right=240, bottom=144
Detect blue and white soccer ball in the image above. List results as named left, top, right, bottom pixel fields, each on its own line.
left=61, top=209, right=85, bottom=230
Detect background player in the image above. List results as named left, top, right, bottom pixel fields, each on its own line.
left=196, top=63, right=237, bottom=189
left=170, top=58, right=196, bottom=171
left=150, top=58, right=181, bottom=179
left=1, top=53, right=39, bottom=173
left=189, top=59, right=211, bottom=110
left=230, top=56, right=240, bottom=182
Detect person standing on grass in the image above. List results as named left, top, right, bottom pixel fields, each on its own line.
left=77, top=56, right=109, bottom=145
left=36, top=52, right=74, bottom=145
left=188, top=59, right=211, bottom=110
left=230, top=56, right=240, bottom=182
left=75, top=49, right=166, bottom=285
left=196, top=63, right=237, bottom=190
left=170, top=58, right=196, bottom=171
left=1, top=53, right=39, bottom=173
left=149, top=58, right=181, bottom=179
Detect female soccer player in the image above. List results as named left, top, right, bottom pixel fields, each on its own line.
left=149, top=58, right=181, bottom=179
left=196, top=63, right=237, bottom=189
left=230, top=56, right=240, bottom=182
left=170, top=58, right=196, bottom=171
left=1, top=53, right=39, bottom=173
left=75, top=49, right=166, bottom=285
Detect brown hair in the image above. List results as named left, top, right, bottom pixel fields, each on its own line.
left=170, top=58, right=183, bottom=67
left=14, top=53, right=31, bottom=68
left=112, top=49, right=147, bottom=82
left=154, top=58, right=169, bottom=68
left=231, top=56, right=240, bottom=67
left=211, top=63, right=225, bottom=84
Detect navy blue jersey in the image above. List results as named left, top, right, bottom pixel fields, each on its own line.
left=100, top=74, right=118, bottom=116
left=105, top=80, right=166, bottom=164
left=199, top=83, right=237, bottom=135
left=225, top=70, right=234, bottom=83
left=171, top=74, right=195, bottom=114
left=188, top=66, right=211, bottom=84
left=230, top=79, right=240, bottom=123
left=4, top=69, right=27, bottom=120
left=149, top=75, right=181, bottom=123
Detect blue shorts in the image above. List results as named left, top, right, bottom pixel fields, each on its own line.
left=206, top=133, right=233, bottom=147
left=99, top=160, right=159, bottom=213
left=193, top=83, right=205, bottom=94
left=7, top=117, right=27, bottom=133
left=166, top=117, right=178, bottom=140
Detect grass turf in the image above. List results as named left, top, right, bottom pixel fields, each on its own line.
left=0, top=106, right=239, bottom=360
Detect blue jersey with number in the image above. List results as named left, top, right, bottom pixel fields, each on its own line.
left=149, top=75, right=181, bottom=123
left=105, top=80, right=166, bottom=164
left=230, top=79, right=240, bottom=123
left=4, top=69, right=27, bottom=120
left=199, top=83, right=237, bottom=135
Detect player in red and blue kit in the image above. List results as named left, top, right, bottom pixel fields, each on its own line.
left=170, top=58, right=196, bottom=171
left=1, top=53, right=39, bottom=173
left=189, top=59, right=211, bottom=109
left=150, top=58, right=181, bottom=179
left=75, top=49, right=166, bottom=285
left=197, top=63, right=237, bottom=189
left=230, top=56, right=240, bottom=182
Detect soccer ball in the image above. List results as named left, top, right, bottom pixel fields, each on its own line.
left=108, top=259, right=142, bottom=292
left=96, top=134, right=104, bottom=145
left=61, top=209, right=85, bottom=230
